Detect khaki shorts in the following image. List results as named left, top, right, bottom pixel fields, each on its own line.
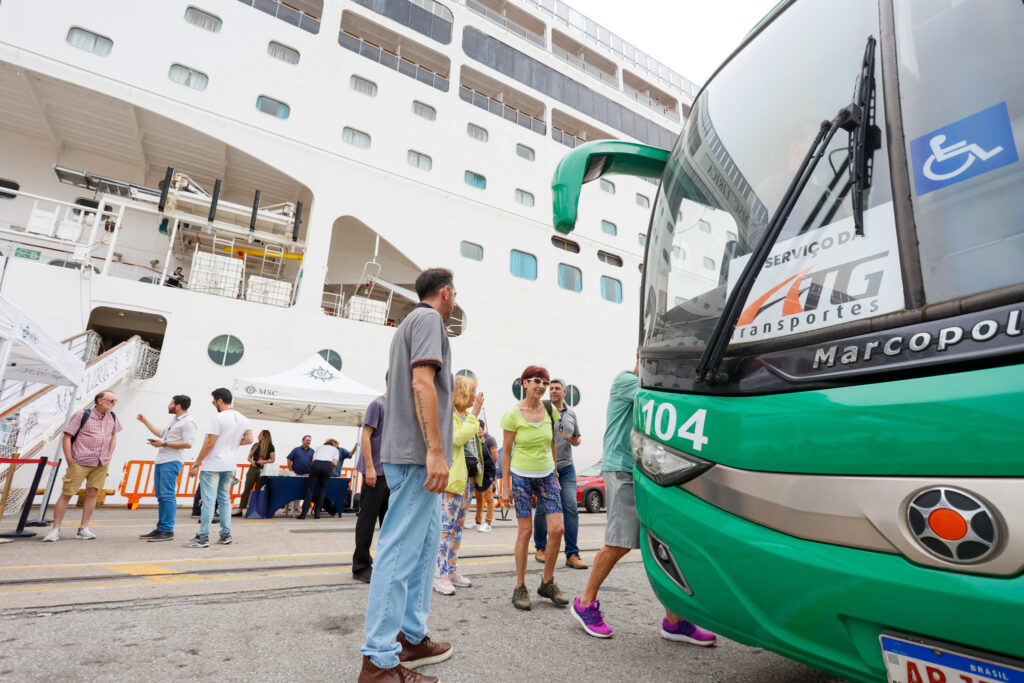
left=61, top=462, right=110, bottom=496
left=604, top=470, right=641, bottom=549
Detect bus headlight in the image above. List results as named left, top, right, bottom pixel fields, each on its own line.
left=631, top=430, right=713, bottom=486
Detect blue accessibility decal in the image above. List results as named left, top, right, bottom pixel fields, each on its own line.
left=909, top=102, right=1018, bottom=195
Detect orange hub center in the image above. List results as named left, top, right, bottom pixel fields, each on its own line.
left=928, top=508, right=968, bottom=541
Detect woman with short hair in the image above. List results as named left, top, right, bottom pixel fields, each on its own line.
left=299, top=438, right=338, bottom=519
left=501, top=365, right=568, bottom=611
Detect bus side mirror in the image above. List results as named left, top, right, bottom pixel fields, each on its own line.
left=551, top=141, right=670, bottom=234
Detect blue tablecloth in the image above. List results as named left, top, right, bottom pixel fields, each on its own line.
left=262, top=476, right=350, bottom=518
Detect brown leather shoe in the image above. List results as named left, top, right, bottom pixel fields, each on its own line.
left=358, top=656, right=438, bottom=682
left=566, top=553, right=588, bottom=569
left=535, top=548, right=545, bottom=563
left=396, top=632, right=453, bottom=669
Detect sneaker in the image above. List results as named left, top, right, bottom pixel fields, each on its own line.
left=139, top=529, right=162, bottom=539
left=352, top=568, right=372, bottom=583
left=535, top=548, right=546, bottom=564
left=147, top=531, right=174, bottom=542
left=537, top=579, right=569, bottom=607
left=42, top=528, right=60, bottom=542
left=464, top=520, right=477, bottom=529
left=450, top=570, right=472, bottom=588
left=76, top=527, right=96, bottom=540
left=432, top=575, right=455, bottom=596
left=477, top=523, right=492, bottom=533
left=217, top=534, right=233, bottom=545
left=512, top=584, right=531, bottom=611
left=572, top=597, right=612, bottom=638
left=396, top=632, right=453, bottom=669
left=360, top=655, right=439, bottom=682
left=661, top=618, right=717, bottom=646
left=183, top=535, right=209, bottom=548
left=565, top=553, right=588, bottom=570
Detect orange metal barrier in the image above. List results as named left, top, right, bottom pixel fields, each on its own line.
left=118, top=460, right=252, bottom=510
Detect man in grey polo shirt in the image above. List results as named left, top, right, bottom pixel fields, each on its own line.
left=359, top=268, right=456, bottom=683
left=533, top=379, right=586, bottom=569
left=137, top=395, right=198, bottom=542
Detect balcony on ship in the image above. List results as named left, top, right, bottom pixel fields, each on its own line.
left=339, top=11, right=451, bottom=92
left=237, top=0, right=323, bottom=34
left=465, top=0, right=546, bottom=48
left=551, top=30, right=618, bottom=88
left=622, top=70, right=680, bottom=121
left=551, top=108, right=614, bottom=148
left=459, top=66, right=546, bottom=135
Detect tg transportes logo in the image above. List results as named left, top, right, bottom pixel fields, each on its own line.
left=906, top=487, right=998, bottom=563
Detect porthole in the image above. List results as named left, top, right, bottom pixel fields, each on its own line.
left=564, top=384, right=580, bottom=407
left=512, top=378, right=526, bottom=400
left=208, top=334, right=244, bottom=366
left=318, top=348, right=342, bottom=370
left=456, top=369, right=477, bottom=380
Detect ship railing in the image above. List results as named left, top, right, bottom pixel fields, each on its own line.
left=623, top=83, right=680, bottom=121
left=236, top=0, right=321, bottom=34
left=338, top=31, right=450, bottom=93
left=552, top=126, right=585, bottom=148
left=0, top=187, right=120, bottom=256
left=464, top=0, right=545, bottom=47
left=550, top=45, right=618, bottom=87
left=321, top=290, right=346, bottom=318
left=458, top=86, right=547, bottom=135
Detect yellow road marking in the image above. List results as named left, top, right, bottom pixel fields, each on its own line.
left=103, top=563, right=183, bottom=576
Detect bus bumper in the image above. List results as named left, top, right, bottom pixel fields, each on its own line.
left=635, top=473, right=1024, bottom=683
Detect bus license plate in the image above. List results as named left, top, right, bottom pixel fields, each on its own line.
left=880, top=633, right=1024, bottom=683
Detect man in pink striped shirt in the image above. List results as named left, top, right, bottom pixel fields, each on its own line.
left=42, top=391, right=122, bottom=542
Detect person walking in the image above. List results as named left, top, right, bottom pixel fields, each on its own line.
left=43, top=391, right=123, bottom=541
left=570, top=358, right=717, bottom=646
left=137, top=395, right=198, bottom=541
left=467, top=420, right=498, bottom=533
left=352, top=391, right=388, bottom=583
left=433, top=376, right=485, bottom=596
left=500, top=366, right=568, bottom=611
left=299, top=438, right=338, bottom=519
left=359, top=268, right=457, bottom=683
left=235, top=429, right=274, bottom=515
left=183, top=388, right=253, bottom=548
left=534, top=379, right=586, bottom=569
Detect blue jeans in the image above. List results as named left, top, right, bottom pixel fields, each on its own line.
left=154, top=461, right=183, bottom=532
left=533, top=464, right=579, bottom=558
left=199, top=470, right=233, bottom=539
left=361, top=463, right=442, bottom=669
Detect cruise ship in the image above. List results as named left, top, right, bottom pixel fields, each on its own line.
left=0, top=0, right=694, bottom=507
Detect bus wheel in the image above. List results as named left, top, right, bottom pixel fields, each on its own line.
left=585, top=490, right=603, bottom=514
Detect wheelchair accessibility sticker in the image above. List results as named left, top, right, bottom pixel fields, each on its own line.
left=910, top=102, right=1018, bottom=195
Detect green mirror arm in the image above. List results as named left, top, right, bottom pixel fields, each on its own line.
left=551, top=140, right=670, bottom=234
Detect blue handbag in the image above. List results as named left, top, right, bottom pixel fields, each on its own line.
left=245, top=488, right=269, bottom=519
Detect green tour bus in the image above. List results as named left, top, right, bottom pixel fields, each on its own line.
left=551, top=1, right=1023, bottom=682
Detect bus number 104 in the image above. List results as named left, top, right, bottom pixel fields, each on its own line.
left=639, top=400, right=709, bottom=452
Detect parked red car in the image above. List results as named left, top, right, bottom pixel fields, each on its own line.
left=576, top=461, right=605, bottom=513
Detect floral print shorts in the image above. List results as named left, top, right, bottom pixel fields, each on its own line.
left=510, top=471, right=562, bottom=519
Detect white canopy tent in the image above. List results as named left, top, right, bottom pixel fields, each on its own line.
left=232, top=355, right=382, bottom=426
left=0, top=295, right=84, bottom=391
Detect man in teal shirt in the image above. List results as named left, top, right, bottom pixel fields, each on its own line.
left=570, top=356, right=717, bottom=646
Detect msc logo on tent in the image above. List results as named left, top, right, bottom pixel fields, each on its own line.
left=245, top=384, right=279, bottom=397
left=906, top=487, right=998, bottom=563
left=306, top=366, right=336, bottom=382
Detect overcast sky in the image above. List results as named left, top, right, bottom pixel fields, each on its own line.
left=577, top=0, right=781, bottom=85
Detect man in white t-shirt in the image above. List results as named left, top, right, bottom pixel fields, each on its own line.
left=184, top=387, right=253, bottom=548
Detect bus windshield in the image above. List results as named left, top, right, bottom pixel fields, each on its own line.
left=643, top=0, right=894, bottom=353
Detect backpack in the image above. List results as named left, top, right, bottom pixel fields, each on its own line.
left=542, top=400, right=557, bottom=441
left=70, top=408, right=117, bottom=444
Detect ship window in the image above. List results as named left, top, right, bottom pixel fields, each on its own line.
left=185, top=6, right=222, bottom=32
left=407, top=150, right=433, bottom=170
left=601, top=276, right=623, bottom=303
left=412, top=100, right=436, bottom=120
left=460, top=241, right=484, bottom=261
left=464, top=171, right=486, bottom=189
left=510, top=249, right=537, bottom=280
left=467, top=123, right=488, bottom=142
left=343, top=127, right=371, bottom=148
left=168, top=64, right=209, bottom=91
left=698, top=219, right=711, bottom=233
left=599, top=179, right=615, bottom=194
left=516, top=144, right=535, bottom=161
left=512, top=378, right=525, bottom=400
left=0, top=179, right=19, bottom=200
left=703, top=257, right=716, bottom=271
left=268, top=41, right=300, bottom=64
left=318, top=349, right=343, bottom=370
left=350, top=75, right=378, bottom=96
left=636, top=193, right=650, bottom=208
left=673, top=246, right=686, bottom=261
left=66, top=27, right=113, bottom=56
left=726, top=230, right=737, bottom=243
left=515, top=189, right=534, bottom=207
left=597, top=250, right=622, bottom=267
left=256, top=95, right=290, bottom=119
left=551, top=236, right=580, bottom=253
left=456, top=369, right=477, bottom=381
left=638, top=233, right=647, bottom=247
left=557, top=263, right=583, bottom=292
left=207, top=334, right=244, bottom=366
left=564, top=383, right=581, bottom=406
left=601, top=220, right=617, bottom=236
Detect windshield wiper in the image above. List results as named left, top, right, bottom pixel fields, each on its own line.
left=694, top=36, right=879, bottom=386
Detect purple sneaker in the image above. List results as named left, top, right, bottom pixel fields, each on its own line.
left=572, top=597, right=612, bottom=638
left=661, top=618, right=717, bottom=646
